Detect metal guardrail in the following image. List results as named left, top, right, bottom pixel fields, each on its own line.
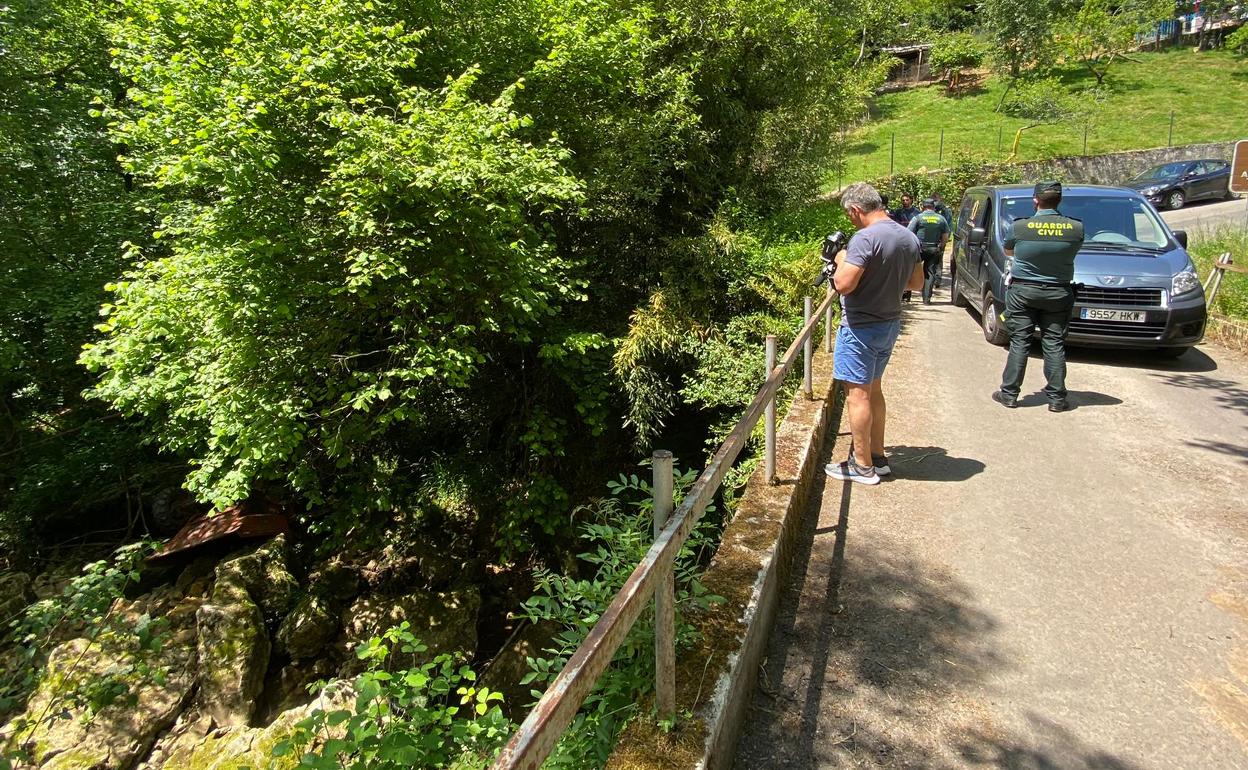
left=1204, top=252, right=1244, bottom=309
left=491, top=286, right=839, bottom=769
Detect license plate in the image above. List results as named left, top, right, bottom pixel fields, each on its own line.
left=1079, top=308, right=1147, bottom=323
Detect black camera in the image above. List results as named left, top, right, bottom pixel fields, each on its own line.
left=813, top=231, right=847, bottom=288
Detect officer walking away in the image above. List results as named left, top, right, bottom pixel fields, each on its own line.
left=908, top=199, right=950, bottom=304
left=931, top=191, right=954, bottom=230
left=991, top=180, right=1084, bottom=413
left=827, top=183, right=924, bottom=485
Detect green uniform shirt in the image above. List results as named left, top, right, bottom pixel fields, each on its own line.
left=908, top=209, right=949, bottom=248
left=1005, top=208, right=1083, bottom=284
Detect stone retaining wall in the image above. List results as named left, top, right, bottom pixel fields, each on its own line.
left=1011, top=141, right=1239, bottom=186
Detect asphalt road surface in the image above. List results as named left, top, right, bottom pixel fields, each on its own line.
left=734, top=288, right=1248, bottom=769
left=1160, top=197, right=1248, bottom=233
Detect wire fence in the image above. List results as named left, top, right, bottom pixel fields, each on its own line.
left=835, top=112, right=1238, bottom=188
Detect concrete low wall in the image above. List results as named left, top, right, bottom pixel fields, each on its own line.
left=606, top=349, right=839, bottom=770
left=1012, top=141, right=1239, bottom=186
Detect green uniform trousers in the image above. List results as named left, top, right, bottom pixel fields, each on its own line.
left=999, top=282, right=1075, bottom=403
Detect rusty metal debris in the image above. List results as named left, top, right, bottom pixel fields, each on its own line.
left=148, top=499, right=289, bottom=563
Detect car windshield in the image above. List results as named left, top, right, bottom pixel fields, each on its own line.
left=1132, top=162, right=1188, bottom=181
left=999, top=195, right=1171, bottom=250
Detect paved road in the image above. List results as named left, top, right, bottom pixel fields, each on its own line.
left=1161, top=197, right=1248, bottom=233
left=734, top=288, right=1248, bottom=769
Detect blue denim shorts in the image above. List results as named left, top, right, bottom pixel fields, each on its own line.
left=833, top=320, right=902, bottom=385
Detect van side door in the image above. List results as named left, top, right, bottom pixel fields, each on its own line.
left=964, top=192, right=991, bottom=295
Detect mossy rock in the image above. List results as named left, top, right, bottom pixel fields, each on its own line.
left=196, top=578, right=270, bottom=728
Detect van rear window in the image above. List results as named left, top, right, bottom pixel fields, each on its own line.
left=999, top=195, right=1170, bottom=250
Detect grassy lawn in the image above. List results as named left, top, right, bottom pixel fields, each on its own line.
left=836, top=47, right=1248, bottom=186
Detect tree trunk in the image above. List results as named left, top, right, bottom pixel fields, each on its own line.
left=995, top=78, right=1015, bottom=113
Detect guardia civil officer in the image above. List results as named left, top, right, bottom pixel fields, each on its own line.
left=991, top=180, right=1084, bottom=413
left=908, top=199, right=950, bottom=304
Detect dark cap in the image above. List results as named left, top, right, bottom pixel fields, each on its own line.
left=1034, top=180, right=1062, bottom=196
left=921, top=197, right=935, bottom=208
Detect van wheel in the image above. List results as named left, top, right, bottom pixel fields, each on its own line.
left=981, top=293, right=1008, bottom=346
left=951, top=262, right=969, bottom=307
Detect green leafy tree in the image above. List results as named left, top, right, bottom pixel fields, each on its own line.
left=79, top=0, right=884, bottom=550
left=84, top=0, right=585, bottom=519
left=929, top=31, right=988, bottom=90
left=0, top=0, right=157, bottom=557
left=1057, top=0, right=1170, bottom=86
left=981, top=0, right=1057, bottom=109
left=1002, top=78, right=1104, bottom=160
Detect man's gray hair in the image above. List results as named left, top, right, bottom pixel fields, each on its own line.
left=841, top=183, right=884, bottom=214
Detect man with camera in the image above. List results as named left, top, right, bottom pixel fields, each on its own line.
left=826, top=183, right=924, bottom=486
left=992, top=180, right=1084, bottom=413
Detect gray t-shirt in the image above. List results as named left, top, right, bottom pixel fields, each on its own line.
left=840, top=218, right=921, bottom=327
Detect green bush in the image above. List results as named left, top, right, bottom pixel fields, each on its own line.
left=929, top=32, right=987, bottom=86
left=277, top=624, right=510, bottom=770
left=1228, top=25, right=1248, bottom=55
left=2, top=543, right=168, bottom=768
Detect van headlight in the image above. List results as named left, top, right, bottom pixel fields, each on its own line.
left=1171, top=265, right=1201, bottom=298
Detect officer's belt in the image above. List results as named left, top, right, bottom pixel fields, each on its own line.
left=1011, top=278, right=1073, bottom=288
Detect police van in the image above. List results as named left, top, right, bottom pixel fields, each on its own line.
left=948, top=184, right=1207, bottom=357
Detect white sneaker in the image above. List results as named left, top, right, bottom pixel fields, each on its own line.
left=825, top=456, right=881, bottom=486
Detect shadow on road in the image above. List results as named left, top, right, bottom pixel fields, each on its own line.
left=1183, top=439, right=1248, bottom=464
left=1065, top=346, right=1219, bottom=373
left=1016, top=390, right=1123, bottom=410
left=733, top=463, right=1146, bottom=769
left=884, top=445, right=986, bottom=481
left=1151, top=371, right=1248, bottom=417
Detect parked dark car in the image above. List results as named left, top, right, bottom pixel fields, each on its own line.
left=949, top=185, right=1206, bottom=357
left=1122, top=158, right=1234, bottom=210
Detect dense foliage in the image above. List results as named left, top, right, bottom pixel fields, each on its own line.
left=68, top=0, right=881, bottom=552
left=517, top=467, right=723, bottom=764
left=980, top=0, right=1056, bottom=81
left=0, top=0, right=162, bottom=558
left=928, top=31, right=988, bottom=89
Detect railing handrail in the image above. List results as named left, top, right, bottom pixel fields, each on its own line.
left=491, top=287, right=839, bottom=769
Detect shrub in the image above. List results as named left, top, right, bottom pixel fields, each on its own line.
left=929, top=32, right=987, bottom=88
left=276, top=623, right=510, bottom=770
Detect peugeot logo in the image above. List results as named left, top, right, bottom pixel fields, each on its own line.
left=1098, top=275, right=1124, bottom=286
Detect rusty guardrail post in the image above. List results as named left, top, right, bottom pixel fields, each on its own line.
left=803, top=296, right=813, bottom=400
left=765, top=335, right=777, bottom=483
left=651, top=450, right=676, bottom=723
left=825, top=284, right=834, bottom=353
